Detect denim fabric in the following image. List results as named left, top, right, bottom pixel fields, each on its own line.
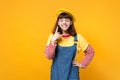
left=51, top=35, right=80, bottom=80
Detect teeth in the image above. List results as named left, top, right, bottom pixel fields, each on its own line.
left=63, top=27, right=67, bottom=28
left=63, top=25, right=67, bottom=27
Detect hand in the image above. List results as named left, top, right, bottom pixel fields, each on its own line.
left=72, top=61, right=85, bottom=68
left=51, top=26, right=61, bottom=42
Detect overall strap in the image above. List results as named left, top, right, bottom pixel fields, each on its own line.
left=74, top=34, right=78, bottom=44
left=73, top=34, right=79, bottom=61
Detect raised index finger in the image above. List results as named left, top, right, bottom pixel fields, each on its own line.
left=55, top=26, right=58, bottom=33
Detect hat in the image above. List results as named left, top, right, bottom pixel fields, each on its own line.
left=56, top=9, right=76, bottom=22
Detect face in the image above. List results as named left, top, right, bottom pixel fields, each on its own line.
left=58, top=18, right=72, bottom=32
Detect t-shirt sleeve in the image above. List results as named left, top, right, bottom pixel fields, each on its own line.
left=78, top=34, right=89, bottom=51
left=46, top=33, right=53, bottom=46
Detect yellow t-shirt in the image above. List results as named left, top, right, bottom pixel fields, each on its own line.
left=46, top=33, right=89, bottom=62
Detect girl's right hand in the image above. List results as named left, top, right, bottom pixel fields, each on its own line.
left=51, top=26, right=61, bottom=43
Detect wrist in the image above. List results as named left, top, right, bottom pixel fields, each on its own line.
left=51, top=37, right=57, bottom=42
left=78, top=63, right=85, bottom=68
left=50, top=40, right=57, bottom=46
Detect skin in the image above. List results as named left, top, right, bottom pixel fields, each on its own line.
left=51, top=18, right=84, bottom=68
left=58, top=18, right=72, bottom=33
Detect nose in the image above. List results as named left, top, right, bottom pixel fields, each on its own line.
left=62, top=20, right=67, bottom=24
left=63, top=22, right=67, bottom=25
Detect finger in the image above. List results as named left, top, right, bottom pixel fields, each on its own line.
left=55, top=26, right=58, bottom=33
left=72, top=62, right=77, bottom=65
left=72, top=61, right=75, bottom=64
left=72, top=64, right=76, bottom=66
left=72, top=61, right=77, bottom=63
left=59, top=34, right=62, bottom=37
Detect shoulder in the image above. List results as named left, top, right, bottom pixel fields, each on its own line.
left=76, top=33, right=89, bottom=45
left=76, top=33, right=85, bottom=40
left=46, top=33, right=54, bottom=46
left=76, top=33, right=89, bottom=51
left=47, top=33, right=54, bottom=39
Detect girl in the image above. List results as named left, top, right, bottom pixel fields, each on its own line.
left=44, top=10, right=95, bottom=80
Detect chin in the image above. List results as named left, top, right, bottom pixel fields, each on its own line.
left=61, top=28, right=69, bottom=31
left=62, top=30, right=68, bottom=32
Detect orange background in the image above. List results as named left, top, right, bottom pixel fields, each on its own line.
left=0, top=0, right=120, bottom=80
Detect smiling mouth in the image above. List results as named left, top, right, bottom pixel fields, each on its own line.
left=62, top=26, right=68, bottom=28
left=62, top=25, right=68, bottom=27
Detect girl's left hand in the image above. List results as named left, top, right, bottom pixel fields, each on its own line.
left=72, top=61, right=85, bottom=68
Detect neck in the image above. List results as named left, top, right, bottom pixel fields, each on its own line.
left=62, top=30, right=69, bottom=34
left=62, top=31, right=70, bottom=38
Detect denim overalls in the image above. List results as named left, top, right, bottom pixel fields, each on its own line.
left=51, top=35, right=79, bottom=80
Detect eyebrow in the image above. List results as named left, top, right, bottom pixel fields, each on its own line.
left=59, top=18, right=70, bottom=20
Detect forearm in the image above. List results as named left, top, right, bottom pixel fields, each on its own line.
left=44, top=41, right=57, bottom=59
left=80, top=44, right=95, bottom=68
